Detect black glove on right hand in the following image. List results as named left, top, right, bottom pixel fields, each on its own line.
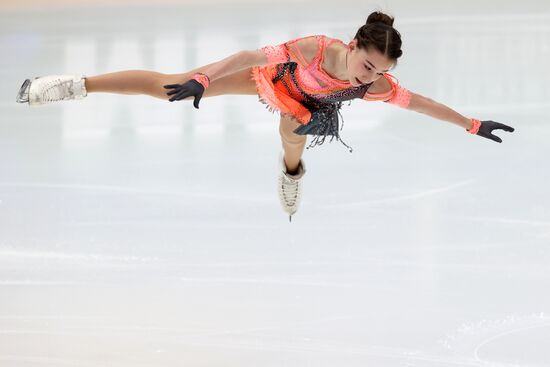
left=163, top=79, right=205, bottom=108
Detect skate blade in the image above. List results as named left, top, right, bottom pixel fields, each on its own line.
left=16, top=79, right=31, bottom=104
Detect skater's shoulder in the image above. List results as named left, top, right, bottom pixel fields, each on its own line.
left=285, top=35, right=322, bottom=64
left=363, top=74, right=400, bottom=101
left=289, top=34, right=340, bottom=49
left=283, top=34, right=345, bottom=65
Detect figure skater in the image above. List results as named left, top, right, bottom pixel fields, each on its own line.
left=16, top=11, right=515, bottom=222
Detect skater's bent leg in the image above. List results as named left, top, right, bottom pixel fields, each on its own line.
left=279, top=115, right=306, bottom=175
left=84, top=67, right=257, bottom=101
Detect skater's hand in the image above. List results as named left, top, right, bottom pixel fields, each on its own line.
left=163, top=73, right=210, bottom=108
left=469, top=119, right=515, bottom=143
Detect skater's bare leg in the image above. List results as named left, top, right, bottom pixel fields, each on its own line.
left=84, top=66, right=257, bottom=100
left=279, top=114, right=306, bottom=175
left=84, top=70, right=165, bottom=96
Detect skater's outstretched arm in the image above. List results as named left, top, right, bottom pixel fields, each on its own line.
left=404, top=92, right=515, bottom=143
left=161, top=49, right=268, bottom=105
left=186, top=50, right=257, bottom=84
left=163, top=37, right=319, bottom=105
left=190, top=36, right=319, bottom=83
left=365, top=75, right=515, bottom=143
left=405, top=92, right=475, bottom=130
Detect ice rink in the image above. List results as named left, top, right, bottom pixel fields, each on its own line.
left=1, top=1, right=549, bottom=366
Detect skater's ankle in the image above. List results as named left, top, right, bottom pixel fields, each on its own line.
left=287, top=165, right=301, bottom=175
left=82, top=77, right=93, bottom=93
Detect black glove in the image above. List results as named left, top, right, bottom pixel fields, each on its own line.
left=475, top=120, right=515, bottom=143
left=163, top=79, right=205, bottom=108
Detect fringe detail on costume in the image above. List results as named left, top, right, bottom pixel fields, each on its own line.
left=286, top=63, right=354, bottom=153
left=293, top=104, right=353, bottom=153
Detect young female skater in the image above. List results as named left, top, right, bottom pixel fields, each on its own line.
left=16, top=11, right=515, bottom=222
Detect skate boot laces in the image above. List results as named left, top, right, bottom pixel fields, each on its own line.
left=279, top=172, right=301, bottom=207
left=42, top=77, right=77, bottom=102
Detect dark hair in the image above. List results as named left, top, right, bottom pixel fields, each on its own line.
left=354, top=11, right=403, bottom=64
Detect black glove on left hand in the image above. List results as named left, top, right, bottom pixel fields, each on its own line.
left=475, top=120, right=515, bottom=143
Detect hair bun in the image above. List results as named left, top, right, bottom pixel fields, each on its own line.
left=366, top=11, right=394, bottom=27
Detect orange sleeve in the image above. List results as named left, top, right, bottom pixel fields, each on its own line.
left=363, top=73, right=412, bottom=108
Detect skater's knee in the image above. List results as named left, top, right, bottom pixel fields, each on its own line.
left=279, top=122, right=306, bottom=145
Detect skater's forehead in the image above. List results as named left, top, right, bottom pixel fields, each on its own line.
left=358, top=48, right=393, bottom=71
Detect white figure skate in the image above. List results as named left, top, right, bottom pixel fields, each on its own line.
left=278, top=151, right=306, bottom=222
left=16, top=75, right=87, bottom=106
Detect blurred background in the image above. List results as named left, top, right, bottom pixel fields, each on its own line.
left=1, top=1, right=549, bottom=366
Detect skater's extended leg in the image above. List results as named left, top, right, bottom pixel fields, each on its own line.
left=279, top=114, right=307, bottom=175
left=85, top=66, right=257, bottom=100
left=84, top=70, right=166, bottom=96
left=17, top=67, right=257, bottom=106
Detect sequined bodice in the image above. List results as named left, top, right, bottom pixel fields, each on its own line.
left=270, top=35, right=372, bottom=110
left=290, top=35, right=367, bottom=96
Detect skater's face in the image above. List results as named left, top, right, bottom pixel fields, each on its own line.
left=347, top=40, right=394, bottom=87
